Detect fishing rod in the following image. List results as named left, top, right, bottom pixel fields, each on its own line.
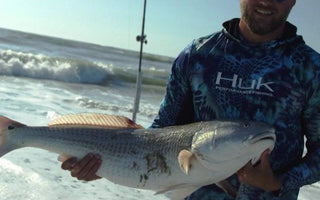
left=132, top=0, right=147, bottom=122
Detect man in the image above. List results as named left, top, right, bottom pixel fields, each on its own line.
left=62, top=0, right=320, bottom=199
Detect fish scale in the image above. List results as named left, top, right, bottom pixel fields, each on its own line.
left=9, top=125, right=196, bottom=187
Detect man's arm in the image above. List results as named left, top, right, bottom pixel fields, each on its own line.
left=152, top=43, right=194, bottom=128
left=276, top=56, right=320, bottom=195
left=278, top=95, right=320, bottom=194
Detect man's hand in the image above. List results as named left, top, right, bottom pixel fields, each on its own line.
left=237, top=149, right=282, bottom=192
left=61, top=153, right=102, bottom=181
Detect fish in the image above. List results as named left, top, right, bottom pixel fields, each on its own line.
left=0, top=113, right=276, bottom=200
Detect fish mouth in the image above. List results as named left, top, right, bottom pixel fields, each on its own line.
left=249, top=131, right=276, bottom=145
left=249, top=131, right=276, bottom=165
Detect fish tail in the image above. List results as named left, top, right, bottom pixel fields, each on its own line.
left=0, top=115, right=25, bottom=157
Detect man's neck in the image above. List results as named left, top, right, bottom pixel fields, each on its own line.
left=239, top=19, right=285, bottom=44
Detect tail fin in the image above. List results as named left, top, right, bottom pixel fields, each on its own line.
left=0, top=115, right=26, bottom=157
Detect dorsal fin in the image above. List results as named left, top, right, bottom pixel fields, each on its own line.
left=48, top=113, right=144, bottom=129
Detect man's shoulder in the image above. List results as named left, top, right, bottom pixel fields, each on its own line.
left=290, top=42, right=320, bottom=66
left=302, top=44, right=320, bottom=59
left=193, top=31, right=224, bottom=49
left=186, top=31, right=226, bottom=58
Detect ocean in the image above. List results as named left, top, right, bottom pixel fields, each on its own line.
left=0, top=28, right=318, bottom=200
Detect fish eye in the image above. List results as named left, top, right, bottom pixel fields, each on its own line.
left=8, top=125, right=15, bottom=130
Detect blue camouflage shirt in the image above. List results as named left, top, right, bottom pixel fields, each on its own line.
left=151, top=18, right=320, bottom=200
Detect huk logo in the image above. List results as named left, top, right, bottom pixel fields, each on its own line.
left=215, top=72, right=274, bottom=96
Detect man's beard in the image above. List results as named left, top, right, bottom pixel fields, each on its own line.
left=241, top=3, right=291, bottom=35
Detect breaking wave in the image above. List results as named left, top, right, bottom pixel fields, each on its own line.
left=0, top=49, right=169, bottom=86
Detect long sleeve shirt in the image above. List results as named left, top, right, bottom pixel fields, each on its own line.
left=151, top=18, right=320, bottom=200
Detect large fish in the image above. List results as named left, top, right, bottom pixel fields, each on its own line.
left=0, top=113, right=275, bottom=199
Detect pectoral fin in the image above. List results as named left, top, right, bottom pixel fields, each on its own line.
left=178, top=149, right=195, bottom=175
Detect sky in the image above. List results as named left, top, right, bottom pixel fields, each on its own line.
left=0, top=0, right=319, bottom=57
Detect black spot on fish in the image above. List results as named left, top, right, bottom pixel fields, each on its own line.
left=138, top=173, right=150, bottom=186
left=144, top=152, right=171, bottom=175
left=139, top=174, right=149, bottom=187
left=8, top=125, right=14, bottom=130
left=131, top=161, right=139, bottom=170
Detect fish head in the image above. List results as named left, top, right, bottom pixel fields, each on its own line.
left=192, top=120, right=275, bottom=173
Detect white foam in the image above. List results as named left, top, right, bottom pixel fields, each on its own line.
left=0, top=49, right=113, bottom=84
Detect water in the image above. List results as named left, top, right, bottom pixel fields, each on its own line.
left=0, top=28, right=318, bottom=200
left=0, top=28, right=170, bottom=200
